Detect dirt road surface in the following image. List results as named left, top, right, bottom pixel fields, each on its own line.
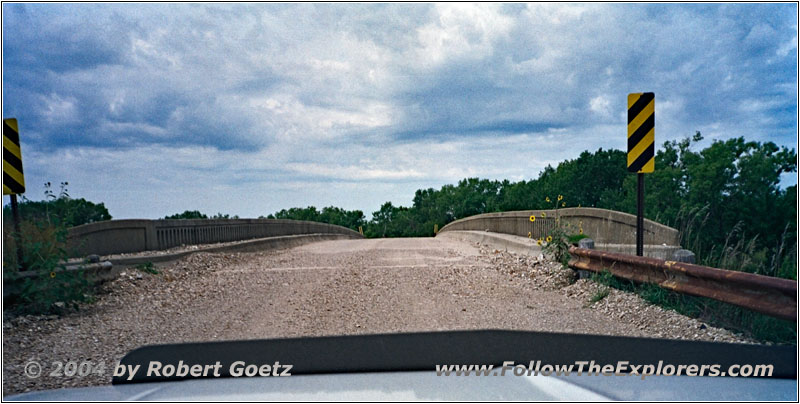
left=3, top=237, right=750, bottom=395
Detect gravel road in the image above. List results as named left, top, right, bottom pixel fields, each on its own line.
left=3, top=237, right=752, bottom=396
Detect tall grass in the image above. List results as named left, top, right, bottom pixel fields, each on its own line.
left=590, top=205, right=798, bottom=344
left=590, top=270, right=796, bottom=344
left=676, top=205, right=796, bottom=280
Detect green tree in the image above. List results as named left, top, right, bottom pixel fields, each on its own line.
left=319, top=206, right=366, bottom=230
left=271, top=205, right=364, bottom=232
left=273, top=206, right=321, bottom=222
left=210, top=213, right=240, bottom=219
left=163, top=210, right=208, bottom=219
left=4, top=183, right=112, bottom=227
left=366, top=202, right=419, bottom=237
left=266, top=133, right=795, bottom=281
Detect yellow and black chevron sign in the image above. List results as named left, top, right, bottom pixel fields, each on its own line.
left=3, top=118, right=25, bottom=195
left=627, top=92, right=655, bottom=173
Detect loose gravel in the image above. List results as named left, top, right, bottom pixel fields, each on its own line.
left=3, top=237, right=754, bottom=396
left=67, top=239, right=250, bottom=264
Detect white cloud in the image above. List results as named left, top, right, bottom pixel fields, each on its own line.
left=414, top=3, right=514, bottom=67
left=3, top=3, right=796, bottom=218
left=589, top=95, right=612, bottom=119
left=776, top=31, right=797, bottom=57
left=40, top=93, right=79, bottom=124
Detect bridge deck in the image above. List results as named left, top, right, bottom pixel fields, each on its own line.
left=3, top=237, right=751, bottom=395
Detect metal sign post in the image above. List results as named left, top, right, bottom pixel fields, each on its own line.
left=9, top=194, right=24, bottom=269
left=637, top=173, right=644, bottom=256
left=627, top=93, right=655, bottom=257
left=4, top=118, right=26, bottom=270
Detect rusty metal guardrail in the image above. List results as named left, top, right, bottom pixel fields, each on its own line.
left=568, top=246, right=797, bottom=321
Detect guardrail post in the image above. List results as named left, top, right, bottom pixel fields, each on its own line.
left=575, top=238, right=595, bottom=279
left=672, top=249, right=696, bottom=264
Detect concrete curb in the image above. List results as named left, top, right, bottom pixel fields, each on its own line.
left=437, top=231, right=681, bottom=260
left=68, top=218, right=363, bottom=257
left=594, top=243, right=681, bottom=260
left=436, top=230, right=543, bottom=256
left=108, top=233, right=360, bottom=267
left=438, top=207, right=680, bottom=246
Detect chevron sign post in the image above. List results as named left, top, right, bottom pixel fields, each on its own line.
left=627, top=93, right=655, bottom=257
left=3, top=118, right=26, bottom=270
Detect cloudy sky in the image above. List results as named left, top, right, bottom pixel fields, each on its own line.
left=2, top=3, right=797, bottom=219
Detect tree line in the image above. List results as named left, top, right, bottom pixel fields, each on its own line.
left=4, top=133, right=795, bottom=279
left=2, top=182, right=111, bottom=227
left=269, top=133, right=797, bottom=279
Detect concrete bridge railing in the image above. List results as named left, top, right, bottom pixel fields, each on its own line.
left=438, top=207, right=680, bottom=258
left=67, top=218, right=362, bottom=257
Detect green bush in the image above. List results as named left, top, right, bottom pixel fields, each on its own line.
left=4, top=183, right=96, bottom=314
left=5, top=217, right=94, bottom=314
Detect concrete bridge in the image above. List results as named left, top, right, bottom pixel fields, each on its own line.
left=67, top=218, right=363, bottom=257
left=7, top=208, right=755, bottom=395
left=66, top=207, right=681, bottom=259
left=436, top=207, right=681, bottom=259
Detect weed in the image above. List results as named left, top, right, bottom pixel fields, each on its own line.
left=543, top=227, right=572, bottom=266
left=567, top=233, right=589, bottom=244
left=136, top=262, right=159, bottom=275
left=589, top=269, right=633, bottom=291
left=541, top=195, right=589, bottom=267
left=588, top=287, right=610, bottom=305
